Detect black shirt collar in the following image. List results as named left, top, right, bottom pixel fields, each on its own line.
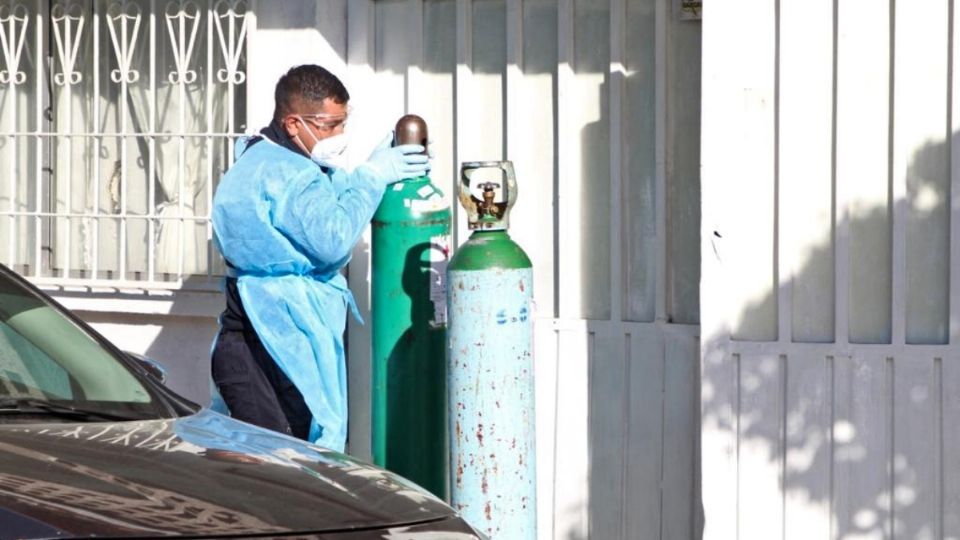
left=258, top=119, right=309, bottom=158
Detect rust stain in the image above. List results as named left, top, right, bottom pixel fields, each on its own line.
left=519, top=280, right=525, bottom=292
left=456, top=420, right=462, bottom=439
left=484, top=501, right=492, bottom=521
left=456, top=456, right=464, bottom=488
left=481, top=472, right=488, bottom=494
left=476, top=423, right=484, bottom=446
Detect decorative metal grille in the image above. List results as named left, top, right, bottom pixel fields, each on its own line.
left=0, top=0, right=248, bottom=289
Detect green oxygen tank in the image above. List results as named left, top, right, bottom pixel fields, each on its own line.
left=370, top=115, right=450, bottom=498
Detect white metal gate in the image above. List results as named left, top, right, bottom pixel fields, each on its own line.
left=248, top=1, right=703, bottom=538
left=701, top=1, right=960, bottom=538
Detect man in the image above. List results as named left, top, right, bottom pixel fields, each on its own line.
left=210, top=65, right=430, bottom=452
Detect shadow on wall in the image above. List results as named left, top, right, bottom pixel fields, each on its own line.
left=701, top=130, right=951, bottom=539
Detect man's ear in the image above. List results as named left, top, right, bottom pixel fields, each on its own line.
left=282, top=115, right=300, bottom=138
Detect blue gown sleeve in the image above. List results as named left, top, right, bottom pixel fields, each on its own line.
left=273, top=164, right=386, bottom=265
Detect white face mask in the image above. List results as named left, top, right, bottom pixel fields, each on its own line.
left=310, top=132, right=350, bottom=169
left=296, top=116, right=350, bottom=169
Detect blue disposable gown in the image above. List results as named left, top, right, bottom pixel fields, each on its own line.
left=212, top=137, right=385, bottom=452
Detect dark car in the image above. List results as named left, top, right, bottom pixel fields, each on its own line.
left=0, top=264, right=483, bottom=539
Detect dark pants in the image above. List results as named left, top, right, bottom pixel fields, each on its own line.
left=211, top=329, right=312, bottom=440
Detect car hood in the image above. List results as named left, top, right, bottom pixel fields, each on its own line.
left=0, top=410, right=453, bottom=538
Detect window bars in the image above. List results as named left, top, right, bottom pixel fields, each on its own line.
left=0, top=0, right=248, bottom=290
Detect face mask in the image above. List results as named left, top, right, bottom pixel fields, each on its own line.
left=310, top=132, right=350, bottom=169
left=296, top=116, right=350, bottom=169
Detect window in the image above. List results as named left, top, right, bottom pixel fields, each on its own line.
left=0, top=0, right=248, bottom=289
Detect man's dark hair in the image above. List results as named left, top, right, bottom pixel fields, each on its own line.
left=273, top=65, right=350, bottom=120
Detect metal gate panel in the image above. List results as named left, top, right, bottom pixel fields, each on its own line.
left=535, top=320, right=698, bottom=540
left=942, top=358, right=960, bottom=538
left=897, top=0, right=950, bottom=345
left=703, top=346, right=953, bottom=540
left=703, top=0, right=960, bottom=537
left=838, top=0, right=891, bottom=345
left=780, top=0, right=833, bottom=343
left=783, top=351, right=831, bottom=540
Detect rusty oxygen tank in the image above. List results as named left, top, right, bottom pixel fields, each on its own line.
left=447, top=160, right=535, bottom=538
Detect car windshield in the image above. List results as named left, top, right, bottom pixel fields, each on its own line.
left=0, top=270, right=168, bottom=421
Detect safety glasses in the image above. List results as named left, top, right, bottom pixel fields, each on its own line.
left=293, top=106, right=352, bottom=133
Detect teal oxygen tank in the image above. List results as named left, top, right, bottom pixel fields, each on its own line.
left=447, top=161, right=536, bottom=538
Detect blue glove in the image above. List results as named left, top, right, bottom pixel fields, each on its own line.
left=358, top=133, right=431, bottom=187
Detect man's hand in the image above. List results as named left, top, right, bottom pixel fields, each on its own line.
left=359, top=133, right=431, bottom=187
